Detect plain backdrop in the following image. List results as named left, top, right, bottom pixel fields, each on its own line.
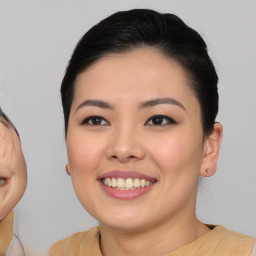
left=0, top=0, right=255, bottom=255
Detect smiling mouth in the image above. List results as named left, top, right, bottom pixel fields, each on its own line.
left=102, top=177, right=156, bottom=190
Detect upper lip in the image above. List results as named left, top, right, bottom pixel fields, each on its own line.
left=98, top=170, right=157, bottom=181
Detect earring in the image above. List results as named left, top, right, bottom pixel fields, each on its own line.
left=205, top=169, right=210, bottom=174
left=66, top=164, right=70, bottom=175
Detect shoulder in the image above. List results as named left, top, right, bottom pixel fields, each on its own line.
left=49, top=226, right=100, bottom=256
left=175, top=225, right=255, bottom=256
left=0, top=212, right=14, bottom=255
left=212, top=226, right=255, bottom=254
left=217, top=225, right=255, bottom=243
left=49, top=231, right=90, bottom=256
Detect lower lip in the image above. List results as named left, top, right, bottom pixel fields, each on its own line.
left=99, top=181, right=155, bottom=200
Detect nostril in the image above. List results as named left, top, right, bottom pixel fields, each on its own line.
left=110, top=153, right=140, bottom=162
left=107, top=141, right=145, bottom=162
left=128, top=155, right=136, bottom=159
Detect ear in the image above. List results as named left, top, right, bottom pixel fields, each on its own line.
left=66, top=163, right=71, bottom=175
left=200, top=122, right=223, bottom=177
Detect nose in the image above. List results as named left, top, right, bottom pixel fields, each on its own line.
left=107, top=127, right=145, bottom=163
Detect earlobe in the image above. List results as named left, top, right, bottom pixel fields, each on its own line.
left=200, top=122, right=223, bottom=177
left=66, top=163, right=71, bottom=175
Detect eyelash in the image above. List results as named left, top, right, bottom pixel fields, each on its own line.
left=81, top=116, right=109, bottom=126
left=145, top=115, right=177, bottom=126
left=81, top=115, right=177, bottom=127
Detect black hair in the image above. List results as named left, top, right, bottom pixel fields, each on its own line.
left=61, top=9, right=218, bottom=136
left=0, top=107, right=19, bottom=136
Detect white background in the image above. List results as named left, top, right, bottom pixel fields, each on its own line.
left=0, top=0, right=255, bottom=255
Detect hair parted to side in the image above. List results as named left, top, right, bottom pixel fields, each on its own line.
left=61, top=9, right=218, bottom=136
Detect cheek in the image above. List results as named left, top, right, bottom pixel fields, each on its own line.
left=147, top=134, right=203, bottom=212
left=0, top=146, right=27, bottom=219
left=148, top=131, right=203, bottom=176
left=0, top=175, right=26, bottom=220
left=67, top=133, right=105, bottom=176
left=66, top=132, right=110, bottom=217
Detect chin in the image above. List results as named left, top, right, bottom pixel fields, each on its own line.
left=98, top=211, right=151, bottom=231
left=103, top=221, right=146, bottom=231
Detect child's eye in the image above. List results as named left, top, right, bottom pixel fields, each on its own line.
left=145, top=115, right=177, bottom=126
left=0, top=178, right=6, bottom=186
left=81, top=116, right=109, bottom=126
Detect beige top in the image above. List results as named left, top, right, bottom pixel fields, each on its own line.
left=0, top=212, right=14, bottom=256
left=49, top=225, right=255, bottom=256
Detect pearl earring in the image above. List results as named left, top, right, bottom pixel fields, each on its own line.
left=205, top=169, right=210, bottom=174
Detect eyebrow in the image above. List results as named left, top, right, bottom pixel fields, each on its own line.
left=76, top=97, right=186, bottom=112
left=139, top=97, right=186, bottom=111
left=76, top=100, right=114, bottom=112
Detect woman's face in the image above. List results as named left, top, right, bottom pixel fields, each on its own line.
left=0, top=121, right=27, bottom=220
left=66, top=49, right=221, bottom=231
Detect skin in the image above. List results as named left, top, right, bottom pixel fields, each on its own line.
left=66, top=49, right=222, bottom=256
left=0, top=119, right=27, bottom=220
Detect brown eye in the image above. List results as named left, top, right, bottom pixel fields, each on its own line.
left=146, top=115, right=177, bottom=126
left=81, top=116, right=109, bottom=126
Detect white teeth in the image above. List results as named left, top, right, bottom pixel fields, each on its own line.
left=125, top=178, right=133, bottom=189
left=107, top=178, right=111, bottom=187
left=102, top=177, right=154, bottom=190
left=117, top=178, right=125, bottom=188
left=134, top=178, right=140, bottom=188
left=111, top=178, right=117, bottom=187
left=141, top=179, right=145, bottom=188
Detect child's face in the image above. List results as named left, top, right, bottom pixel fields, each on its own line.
left=0, top=120, right=27, bottom=220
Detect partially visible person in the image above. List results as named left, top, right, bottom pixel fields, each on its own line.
left=0, top=108, right=27, bottom=256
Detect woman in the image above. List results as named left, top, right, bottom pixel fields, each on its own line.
left=49, top=9, right=256, bottom=256
left=0, top=108, right=27, bottom=255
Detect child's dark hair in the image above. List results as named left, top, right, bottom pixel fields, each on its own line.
left=0, top=107, right=19, bottom=136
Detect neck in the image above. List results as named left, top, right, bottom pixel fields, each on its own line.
left=99, top=214, right=210, bottom=256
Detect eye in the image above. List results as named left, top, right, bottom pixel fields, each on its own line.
left=81, top=116, right=109, bottom=126
left=0, top=178, right=6, bottom=186
left=145, top=115, right=177, bottom=126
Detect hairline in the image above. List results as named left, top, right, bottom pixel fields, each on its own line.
left=66, top=45, right=208, bottom=137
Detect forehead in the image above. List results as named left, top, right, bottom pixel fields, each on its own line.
left=73, top=49, right=198, bottom=107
